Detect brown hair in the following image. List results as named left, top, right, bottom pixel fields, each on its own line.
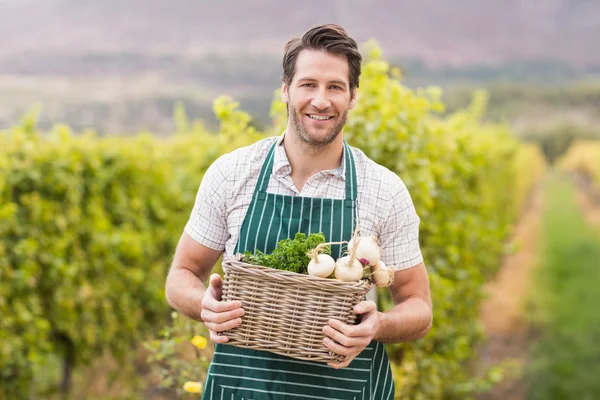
left=282, top=24, right=362, bottom=92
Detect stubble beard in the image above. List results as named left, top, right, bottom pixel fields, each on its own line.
left=288, top=104, right=348, bottom=155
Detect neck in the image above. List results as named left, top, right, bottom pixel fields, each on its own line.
left=283, top=130, right=344, bottom=189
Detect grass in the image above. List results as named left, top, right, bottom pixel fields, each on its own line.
left=524, top=172, right=600, bottom=400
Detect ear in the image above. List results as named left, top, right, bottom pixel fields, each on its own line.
left=349, top=89, right=357, bottom=110
left=281, top=82, right=289, bottom=104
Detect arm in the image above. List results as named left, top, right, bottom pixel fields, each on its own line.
left=165, top=152, right=243, bottom=342
left=165, top=231, right=223, bottom=321
left=165, top=232, right=244, bottom=343
left=374, top=260, right=432, bottom=343
left=373, top=175, right=432, bottom=342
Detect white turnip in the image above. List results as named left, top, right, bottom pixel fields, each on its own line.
left=333, top=255, right=364, bottom=282
left=347, top=235, right=381, bottom=266
left=306, top=242, right=341, bottom=278
left=332, top=233, right=366, bottom=282
left=370, top=260, right=395, bottom=287
left=308, top=254, right=336, bottom=278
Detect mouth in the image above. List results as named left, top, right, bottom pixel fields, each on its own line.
left=306, top=114, right=334, bottom=121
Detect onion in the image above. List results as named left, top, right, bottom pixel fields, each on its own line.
left=347, top=236, right=381, bottom=266
left=308, top=254, right=336, bottom=278
left=334, top=255, right=365, bottom=282
left=371, top=260, right=395, bottom=287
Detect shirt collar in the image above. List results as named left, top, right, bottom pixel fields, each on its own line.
left=273, top=131, right=346, bottom=180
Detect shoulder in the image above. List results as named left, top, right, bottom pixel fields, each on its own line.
left=203, top=136, right=277, bottom=188
left=349, top=145, right=409, bottom=201
left=210, top=135, right=277, bottom=173
left=201, top=136, right=277, bottom=203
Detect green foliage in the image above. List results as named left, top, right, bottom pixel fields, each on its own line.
left=0, top=93, right=265, bottom=399
left=0, top=121, right=189, bottom=397
left=243, top=232, right=330, bottom=274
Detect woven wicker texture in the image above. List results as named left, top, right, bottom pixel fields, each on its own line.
left=221, top=256, right=372, bottom=363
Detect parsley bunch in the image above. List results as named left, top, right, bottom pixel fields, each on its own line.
left=243, top=232, right=331, bottom=274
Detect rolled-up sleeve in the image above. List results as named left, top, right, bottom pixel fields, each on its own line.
left=378, top=181, right=424, bottom=270
left=184, top=156, right=230, bottom=251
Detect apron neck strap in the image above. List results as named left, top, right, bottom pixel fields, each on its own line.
left=343, top=141, right=357, bottom=201
left=256, top=141, right=277, bottom=193
left=256, top=139, right=357, bottom=201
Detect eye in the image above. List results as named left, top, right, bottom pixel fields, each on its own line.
left=330, top=85, right=343, bottom=90
left=301, top=83, right=315, bottom=88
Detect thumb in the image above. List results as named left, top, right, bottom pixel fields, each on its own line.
left=354, top=300, right=376, bottom=315
left=209, top=273, right=223, bottom=300
left=209, top=273, right=223, bottom=288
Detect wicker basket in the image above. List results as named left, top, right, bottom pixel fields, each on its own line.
left=220, top=254, right=372, bottom=363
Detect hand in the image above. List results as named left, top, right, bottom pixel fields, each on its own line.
left=322, top=300, right=380, bottom=369
left=200, top=273, right=244, bottom=344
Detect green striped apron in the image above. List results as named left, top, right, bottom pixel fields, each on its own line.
left=202, top=140, right=395, bottom=400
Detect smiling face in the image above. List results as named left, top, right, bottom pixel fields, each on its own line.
left=282, top=49, right=357, bottom=147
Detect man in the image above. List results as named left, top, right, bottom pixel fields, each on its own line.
left=165, top=24, right=432, bottom=400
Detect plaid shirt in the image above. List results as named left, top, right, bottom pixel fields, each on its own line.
left=185, top=132, right=423, bottom=270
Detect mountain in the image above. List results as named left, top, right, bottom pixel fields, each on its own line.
left=0, top=0, right=598, bottom=68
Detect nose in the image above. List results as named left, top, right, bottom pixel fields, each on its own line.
left=311, top=88, right=331, bottom=110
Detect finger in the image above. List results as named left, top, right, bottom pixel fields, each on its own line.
left=328, top=358, right=353, bottom=369
left=323, top=337, right=362, bottom=357
left=322, top=325, right=363, bottom=348
left=327, top=319, right=355, bottom=337
left=202, top=293, right=243, bottom=313
left=205, top=317, right=243, bottom=333
left=201, top=307, right=245, bottom=325
left=209, top=330, right=230, bottom=344
left=328, top=318, right=376, bottom=338
left=329, top=316, right=376, bottom=338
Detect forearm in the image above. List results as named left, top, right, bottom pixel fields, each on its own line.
left=374, top=296, right=432, bottom=343
left=165, top=266, right=207, bottom=322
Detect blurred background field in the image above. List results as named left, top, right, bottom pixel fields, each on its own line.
left=1, top=0, right=600, bottom=137
left=1, top=1, right=600, bottom=399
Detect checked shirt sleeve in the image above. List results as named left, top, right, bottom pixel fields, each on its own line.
left=184, top=156, right=230, bottom=251
left=378, top=180, right=424, bottom=270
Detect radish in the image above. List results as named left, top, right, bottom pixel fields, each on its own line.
left=347, top=235, right=381, bottom=266
left=370, top=260, right=395, bottom=287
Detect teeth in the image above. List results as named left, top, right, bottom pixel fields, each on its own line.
left=308, top=115, right=331, bottom=120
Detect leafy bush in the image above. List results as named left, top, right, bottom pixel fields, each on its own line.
left=557, top=140, right=600, bottom=192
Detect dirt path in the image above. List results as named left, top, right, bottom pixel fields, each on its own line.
left=475, top=185, right=544, bottom=400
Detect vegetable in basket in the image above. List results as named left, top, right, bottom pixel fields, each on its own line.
left=242, top=229, right=395, bottom=286
left=307, top=243, right=337, bottom=278
left=242, top=232, right=330, bottom=275
left=346, top=233, right=396, bottom=287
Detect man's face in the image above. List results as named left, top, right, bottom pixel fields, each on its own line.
left=282, top=49, right=356, bottom=147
